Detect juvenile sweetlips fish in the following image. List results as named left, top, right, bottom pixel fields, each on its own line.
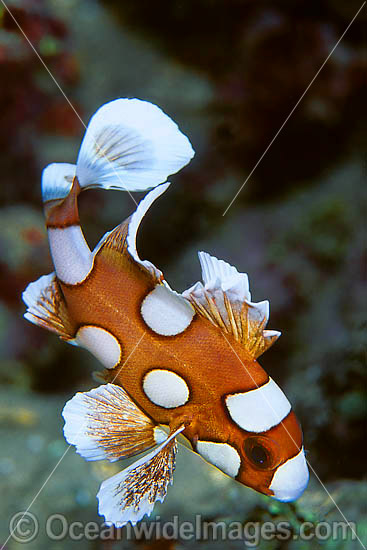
left=23, top=98, right=309, bottom=526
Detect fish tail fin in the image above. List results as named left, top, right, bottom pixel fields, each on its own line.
left=22, top=273, right=76, bottom=340
left=41, top=98, right=194, bottom=203
left=75, top=98, right=194, bottom=194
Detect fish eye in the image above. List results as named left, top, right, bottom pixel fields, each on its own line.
left=244, top=436, right=280, bottom=471
left=250, top=444, right=269, bottom=466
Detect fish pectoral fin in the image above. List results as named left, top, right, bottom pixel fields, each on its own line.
left=22, top=273, right=76, bottom=340
left=62, top=383, right=167, bottom=462
left=97, top=425, right=184, bottom=527
left=182, top=251, right=281, bottom=359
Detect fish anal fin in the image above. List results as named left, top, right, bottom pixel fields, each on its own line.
left=97, top=425, right=184, bottom=526
left=22, top=273, right=75, bottom=340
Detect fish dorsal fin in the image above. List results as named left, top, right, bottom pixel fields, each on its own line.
left=126, top=183, right=170, bottom=280
left=22, top=273, right=76, bottom=340
left=182, top=252, right=281, bottom=359
left=94, top=183, right=170, bottom=283
left=93, top=218, right=130, bottom=257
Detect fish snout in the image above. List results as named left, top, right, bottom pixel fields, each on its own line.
left=269, top=447, right=309, bottom=502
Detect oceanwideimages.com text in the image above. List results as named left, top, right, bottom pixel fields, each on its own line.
left=7, top=511, right=359, bottom=547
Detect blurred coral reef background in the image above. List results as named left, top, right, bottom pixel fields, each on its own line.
left=0, top=0, right=365, bottom=549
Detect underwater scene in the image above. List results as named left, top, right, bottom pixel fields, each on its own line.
left=0, top=0, right=366, bottom=549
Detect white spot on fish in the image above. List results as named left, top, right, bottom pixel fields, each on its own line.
left=141, top=284, right=194, bottom=336
left=76, top=326, right=121, bottom=369
left=197, top=440, right=241, bottom=478
left=143, top=369, right=189, bottom=408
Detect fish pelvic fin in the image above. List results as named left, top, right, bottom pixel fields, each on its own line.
left=22, top=273, right=76, bottom=340
left=97, top=425, right=184, bottom=527
left=63, top=382, right=184, bottom=526
left=183, top=252, right=281, bottom=359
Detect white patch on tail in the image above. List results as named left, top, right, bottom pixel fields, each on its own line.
left=48, top=226, right=93, bottom=285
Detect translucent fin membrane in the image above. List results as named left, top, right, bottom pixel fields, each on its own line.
left=62, top=384, right=167, bottom=462
left=22, top=273, right=75, bottom=340
left=183, top=252, right=281, bottom=358
left=97, top=426, right=184, bottom=527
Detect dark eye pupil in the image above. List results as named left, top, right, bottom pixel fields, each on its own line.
left=251, top=445, right=268, bottom=465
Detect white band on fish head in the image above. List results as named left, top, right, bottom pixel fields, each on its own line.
left=225, top=378, right=291, bottom=433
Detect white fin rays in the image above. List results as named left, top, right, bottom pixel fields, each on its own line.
left=63, top=383, right=184, bottom=526
left=183, top=251, right=281, bottom=359
left=76, top=98, right=195, bottom=192
left=22, top=273, right=75, bottom=339
left=97, top=425, right=184, bottom=527
left=41, top=100, right=194, bottom=202
left=62, top=384, right=167, bottom=462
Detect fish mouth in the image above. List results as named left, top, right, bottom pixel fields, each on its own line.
left=269, top=447, right=309, bottom=502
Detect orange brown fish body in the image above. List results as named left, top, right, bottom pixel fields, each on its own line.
left=23, top=99, right=309, bottom=526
